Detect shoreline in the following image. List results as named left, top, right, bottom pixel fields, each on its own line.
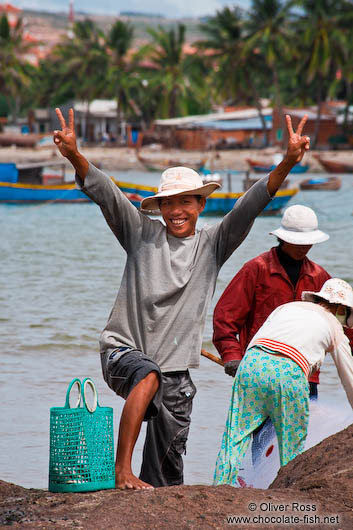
left=1, top=145, right=353, bottom=172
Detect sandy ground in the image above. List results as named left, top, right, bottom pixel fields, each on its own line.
left=1, top=144, right=353, bottom=172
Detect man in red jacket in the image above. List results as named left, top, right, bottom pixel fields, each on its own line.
left=213, top=204, right=331, bottom=394
left=213, top=204, right=330, bottom=463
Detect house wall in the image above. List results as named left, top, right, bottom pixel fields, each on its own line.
left=172, top=128, right=265, bottom=150
left=74, top=115, right=118, bottom=142
left=271, top=108, right=338, bottom=148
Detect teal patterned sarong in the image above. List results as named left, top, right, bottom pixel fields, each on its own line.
left=213, top=346, right=309, bottom=486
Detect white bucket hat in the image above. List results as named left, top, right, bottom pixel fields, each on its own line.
left=269, top=204, right=329, bottom=245
left=140, top=166, right=220, bottom=211
left=302, top=278, right=353, bottom=309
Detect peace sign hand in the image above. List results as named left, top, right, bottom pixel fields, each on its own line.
left=53, top=108, right=78, bottom=160
left=285, top=114, right=310, bottom=165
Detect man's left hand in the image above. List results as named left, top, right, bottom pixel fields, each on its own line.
left=224, top=360, right=241, bottom=377
left=285, top=114, right=310, bottom=165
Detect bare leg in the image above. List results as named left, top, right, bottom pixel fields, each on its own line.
left=115, top=371, right=159, bottom=490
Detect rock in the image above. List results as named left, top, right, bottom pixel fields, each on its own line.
left=270, top=423, right=353, bottom=511
left=1, top=425, right=353, bottom=529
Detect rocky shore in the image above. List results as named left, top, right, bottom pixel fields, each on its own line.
left=1, top=144, right=353, bottom=172
left=1, top=424, right=353, bottom=529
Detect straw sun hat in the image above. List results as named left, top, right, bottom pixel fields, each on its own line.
left=140, top=166, right=220, bottom=211
left=302, top=278, right=353, bottom=310
left=269, top=204, right=329, bottom=245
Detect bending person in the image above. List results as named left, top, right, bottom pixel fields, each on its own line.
left=213, top=278, right=353, bottom=486
left=213, top=205, right=330, bottom=464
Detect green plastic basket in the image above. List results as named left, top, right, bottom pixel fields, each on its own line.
left=49, top=377, right=115, bottom=492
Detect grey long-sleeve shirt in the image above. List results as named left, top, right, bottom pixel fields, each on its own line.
left=78, top=163, right=271, bottom=372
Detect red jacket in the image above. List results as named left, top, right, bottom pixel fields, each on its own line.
left=213, top=247, right=331, bottom=383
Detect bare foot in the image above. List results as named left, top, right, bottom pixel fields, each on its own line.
left=115, top=470, right=154, bottom=490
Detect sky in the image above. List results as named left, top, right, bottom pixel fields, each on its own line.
left=16, top=0, right=252, bottom=19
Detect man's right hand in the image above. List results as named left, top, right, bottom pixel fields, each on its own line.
left=54, top=108, right=78, bottom=159
left=224, top=360, right=241, bottom=377
left=53, top=107, right=89, bottom=179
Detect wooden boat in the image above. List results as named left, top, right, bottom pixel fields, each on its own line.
left=136, top=152, right=202, bottom=172
left=198, top=187, right=298, bottom=216
left=246, top=158, right=309, bottom=174
left=312, top=154, right=353, bottom=174
left=137, top=151, right=226, bottom=185
left=133, top=181, right=298, bottom=216
left=0, top=161, right=89, bottom=203
left=242, top=174, right=289, bottom=191
left=299, top=176, right=342, bottom=191
left=0, top=132, right=40, bottom=148
left=0, top=161, right=144, bottom=205
left=0, top=161, right=298, bottom=214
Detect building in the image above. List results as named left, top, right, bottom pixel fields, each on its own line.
left=73, top=100, right=119, bottom=142
left=0, top=2, right=69, bottom=66
left=153, top=108, right=273, bottom=150
left=0, top=3, right=20, bottom=25
left=271, top=107, right=342, bottom=149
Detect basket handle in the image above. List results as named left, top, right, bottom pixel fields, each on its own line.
left=64, top=378, right=82, bottom=409
left=82, top=378, right=98, bottom=413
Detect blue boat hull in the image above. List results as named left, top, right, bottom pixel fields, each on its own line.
left=202, top=192, right=296, bottom=216
left=0, top=180, right=298, bottom=215
left=0, top=182, right=89, bottom=202
left=252, top=164, right=309, bottom=174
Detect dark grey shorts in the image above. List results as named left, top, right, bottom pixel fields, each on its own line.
left=101, top=348, right=163, bottom=420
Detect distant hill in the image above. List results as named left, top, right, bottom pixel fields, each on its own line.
left=21, top=8, right=206, bottom=42
left=120, top=11, right=165, bottom=18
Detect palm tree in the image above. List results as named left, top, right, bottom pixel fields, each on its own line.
left=106, top=20, right=139, bottom=143
left=340, top=21, right=353, bottom=135
left=0, top=14, right=32, bottom=127
left=30, top=55, right=75, bottom=109
left=244, top=0, right=294, bottom=142
left=294, top=0, right=353, bottom=146
left=54, top=19, right=109, bottom=140
left=140, top=23, right=207, bottom=119
left=197, top=7, right=272, bottom=145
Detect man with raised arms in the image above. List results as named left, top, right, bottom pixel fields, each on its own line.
left=53, top=108, right=310, bottom=490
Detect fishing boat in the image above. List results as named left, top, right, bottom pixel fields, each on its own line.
left=121, top=181, right=298, bottom=216
left=136, top=152, right=202, bottom=172
left=0, top=162, right=146, bottom=205
left=199, top=187, right=298, bottom=215
left=299, top=176, right=342, bottom=191
left=242, top=174, right=289, bottom=191
left=0, top=161, right=297, bottom=214
left=0, top=132, right=40, bottom=148
left=312, top=154, right=353, bottom=174
left=246, top=158, right=309, bottom=174
left=0, top=161, right=89, bottom=203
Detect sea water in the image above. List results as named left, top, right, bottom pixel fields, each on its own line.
left=1, top=170, right=353, bottom=489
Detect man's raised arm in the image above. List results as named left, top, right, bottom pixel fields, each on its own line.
left=267, top=114, right=310, bottom=196
left=53, top=108, right=89, bottom=181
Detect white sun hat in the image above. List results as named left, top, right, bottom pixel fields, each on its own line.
left=269, top=204, right=329, bottom=245
left=302, top=278, right=353, bottom=309
left=140, top=166, right=220, bottom=211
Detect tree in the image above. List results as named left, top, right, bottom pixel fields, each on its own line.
left=53, top=19, right=109, bottom=140
left=106, top=20, right=140, bottom=142
left=197, top=7, right=272, bottom=145
left=140, top=23, right=209, bottom=119
left=294, top=0, right=353, bottom=146
left=244, top=0, right=294, bottom=142
left=0, top=14, right=33, bottom=126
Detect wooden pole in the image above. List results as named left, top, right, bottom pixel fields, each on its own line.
left=201, top=349, right=224, bottom=366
